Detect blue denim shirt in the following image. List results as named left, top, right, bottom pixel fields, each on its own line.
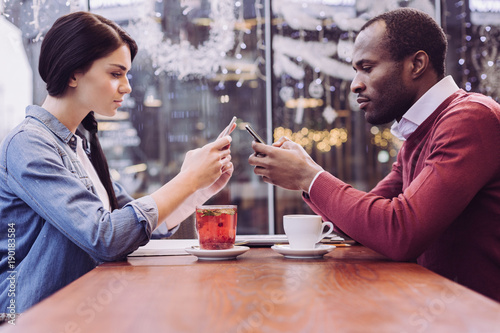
left=0, top=106, right=161, bottom=313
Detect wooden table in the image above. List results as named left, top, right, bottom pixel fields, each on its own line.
left=5, top=246, right=500, bottom=332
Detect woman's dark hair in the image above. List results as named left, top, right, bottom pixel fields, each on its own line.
left=361, top=8, right=447, bottom=79
left=39, top=11, right=138, bottom=96
left=39, top=11, right=138, bottom=210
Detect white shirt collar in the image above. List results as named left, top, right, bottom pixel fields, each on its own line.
left=75, top=136, right=111, bottom=211
left=391, top=75, right=460, bottom=140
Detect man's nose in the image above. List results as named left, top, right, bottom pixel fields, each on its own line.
left=350, top=74, right=365, bottom=94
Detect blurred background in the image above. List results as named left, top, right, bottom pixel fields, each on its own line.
left=1, top=0, right=499, bottom=237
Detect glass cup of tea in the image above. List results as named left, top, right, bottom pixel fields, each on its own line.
left=195, top=205, right=238, bottom=250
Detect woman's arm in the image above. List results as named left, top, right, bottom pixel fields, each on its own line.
left=4, top=130, right=231, bottom=261
left=150, top=136, right=232, bottom=225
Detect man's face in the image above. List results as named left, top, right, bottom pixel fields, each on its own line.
left=351, top=21, right=414, bottom=124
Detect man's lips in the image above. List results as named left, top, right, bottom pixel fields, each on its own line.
left=356, top=97, right=370, bottom=109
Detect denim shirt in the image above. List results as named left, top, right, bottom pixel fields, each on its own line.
left=0, top=106, right=161, bottom=313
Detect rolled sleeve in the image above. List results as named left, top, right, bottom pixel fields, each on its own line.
left=125, top=195, right=159, bottom=235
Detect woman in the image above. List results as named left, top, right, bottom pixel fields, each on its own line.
left=0, top=11, right=234, bottom=313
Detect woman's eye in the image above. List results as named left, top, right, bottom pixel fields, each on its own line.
left=112, top=73, right=122, bottom=78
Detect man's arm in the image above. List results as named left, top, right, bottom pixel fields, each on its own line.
left=304, top=105, right=500, bottom=261
left=369, top=160, right=403, bottom=198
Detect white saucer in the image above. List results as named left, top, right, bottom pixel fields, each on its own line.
left=271, top=244, right=335, bottom=259
left=184, top=246, right=250, bottom=261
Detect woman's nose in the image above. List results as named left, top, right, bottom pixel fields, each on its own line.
left=120, top=77, right=132, bottom=94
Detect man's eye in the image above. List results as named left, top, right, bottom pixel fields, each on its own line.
left=362, top=67, right=372, bottom=72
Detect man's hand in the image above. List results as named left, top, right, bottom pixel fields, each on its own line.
left=248, top=137, right=323, bottom=192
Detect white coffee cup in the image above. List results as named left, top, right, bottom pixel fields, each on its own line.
left=283, top=215, right=334, bottom=250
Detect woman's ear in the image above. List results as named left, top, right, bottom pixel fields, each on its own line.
left=68, top=74, right=78, bottom=88
left=68, top=71, right=84, bottom=88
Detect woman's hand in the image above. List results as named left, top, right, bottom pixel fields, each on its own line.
left=152, top=135, right=233, bottom=229
left=180, top=136, right=233, bottom=191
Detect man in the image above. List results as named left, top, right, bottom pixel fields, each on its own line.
left=248, top=8, right=500, bottom=302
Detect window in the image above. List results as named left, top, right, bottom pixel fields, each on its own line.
left=2, top=0, right=499, bottom=237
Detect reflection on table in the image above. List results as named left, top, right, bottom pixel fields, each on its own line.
left=4, top=245, right=500, bottom=332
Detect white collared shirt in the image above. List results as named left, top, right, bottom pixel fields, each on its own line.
left=75, top=136, right=111, bottom=211
left=390, top=75, right=460, bottom=140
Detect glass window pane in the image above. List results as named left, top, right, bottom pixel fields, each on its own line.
left=2, top=0, right=499, bottom=237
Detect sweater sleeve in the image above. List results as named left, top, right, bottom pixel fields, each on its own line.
left=369, top=160, right=403, bottom=199
left=305, top=99, right=500, bottom=261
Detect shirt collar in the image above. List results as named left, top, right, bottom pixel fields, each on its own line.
left=391, top=75, right=460, bottom=140
left=26, top=105, right=77, bottom=148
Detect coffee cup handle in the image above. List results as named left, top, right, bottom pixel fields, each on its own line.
left=317, top=221, right=334, bottom=242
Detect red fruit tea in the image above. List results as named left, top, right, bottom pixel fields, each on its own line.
left=195, top=205, right=237, bottom=250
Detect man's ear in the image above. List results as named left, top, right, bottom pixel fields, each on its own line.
left=410, top=50, right=429, bottom=79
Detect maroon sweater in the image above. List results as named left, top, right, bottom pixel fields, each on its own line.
left=304, top=90, right=500, bottom=302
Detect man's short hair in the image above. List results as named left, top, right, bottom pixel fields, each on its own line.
left=361, top=8, right=448, bottom=78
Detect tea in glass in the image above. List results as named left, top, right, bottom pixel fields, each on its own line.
left=195, top=205, right=237, bottom=250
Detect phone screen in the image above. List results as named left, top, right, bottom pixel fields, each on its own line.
left=245, top=124, right=265, bottom=143
left=221, top=116, right=237, bottom=137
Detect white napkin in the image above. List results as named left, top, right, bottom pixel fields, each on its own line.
left=128, top=239, right=199, bottom=256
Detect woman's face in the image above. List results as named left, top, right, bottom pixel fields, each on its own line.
left=73, top=44, right=132, bottom=117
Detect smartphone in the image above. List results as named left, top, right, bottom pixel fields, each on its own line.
left=245, top=124, right=265, bottom=143
left=221, top=116, right=237, bottom=137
